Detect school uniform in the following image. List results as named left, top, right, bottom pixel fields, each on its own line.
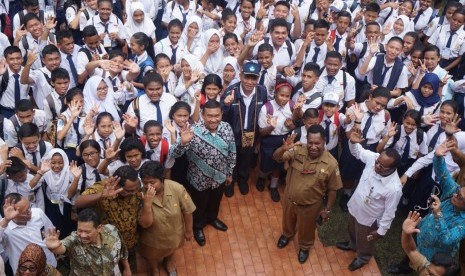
left=132, top=51, right=154, bottom=95
left=292, top=86, right=323, bottom=111
left=252, top=39, right=296, bottom=67
left=164, top=72, right=178, bottom=96
left=258, top=64, right=278, bottom=100
left=78, top=161, right=104, bottom=193
left=86, top=13, right=125, bottom=50
left=351, top=41, right=384, bottom=82
left=412, top=7, right=433, bottom=32
left=385, top=125, right=428, bottom=170
left=425, top=15, right=448, bottom=37
left=18, top=34, right=48, bottom=70
left=145, top=140, right=175, bottom=169
left=154, top=38, right=186, bottom=65
left=0, top=67, right=30, bottom=118
left=258, top=100, right=294, bottom=173
left=365, top=54, right=409, bottom=90
left=30, top=67, right=53, bottom=110
left=12, top=9, right=46, bottom=37
left=76, top=45, right=107, bottom=76
left=315, top=68, right=356, bottom=110
left=57, top=110, right=85, bottom=160
left=387, top=91, right=441, bottom=120
left=319, top=111, right=347, bottom=158
left=78, top=7, right=99, bottom=31
left=43, top=90, right=65, bottom=125
left=59, top=46, right=81, bottom=89
left=304, top=41, right=327, bottom=68
left=126, top=93, right=177, bottom=136
left=173, top=77, right=201, bottom=109
left=108, top=159, right=149, bottom=176
left=93, top=131, right=117, bottom=159
left=412, top=66, right=453, bottom=101
left=0, top=33, right=10, bottom=57
left=331, top=30, right=348, bottom=62
left=199, top=7, right=221, bottom=31
left=235, top=14, right=256, bottom=40
left=4, top=110, right=47, bottom=147
left=162, top=1, right=196, bottom=26
left=6, top=174, right=45, bottom=211
left=428, top=25, right=465, bottom=70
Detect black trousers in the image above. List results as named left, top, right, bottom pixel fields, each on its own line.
left=233, top=145, right=254, bottom=185
left=190, top=184, right=225, bottom=230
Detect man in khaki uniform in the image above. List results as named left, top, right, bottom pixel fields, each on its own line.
left=273, top=124, right=342, bottom=264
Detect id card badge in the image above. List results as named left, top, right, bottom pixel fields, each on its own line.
left=364, top=194, right=372, bottom=205
left=50, top=193, right=61, bottom=204
left=103, top=34, right=112, bottom=48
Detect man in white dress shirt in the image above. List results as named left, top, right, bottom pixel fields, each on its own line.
left=336, top=127, right=402, bottom=271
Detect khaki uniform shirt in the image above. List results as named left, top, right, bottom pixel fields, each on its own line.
left=281, top=145, right=342, bottom=205
left=139, top=180, right=196, bottom=249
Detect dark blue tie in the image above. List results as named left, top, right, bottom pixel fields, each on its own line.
left=298, top=0, right=304, bottom=7
left=73, top=117, right=81, bottom=144
left=362, top=112, right=374, bottom=139
left=334, top=35, right=342, bottom=52
left=13, top=73, right=20, bottom=103
left=324, top=119, right=331, bottom=144
left=103, top=22, right=109, bottom=34
left=413, top=10, right=423, bottom=24
left=179, top=6, right=188, bottom=26
left=446, top=31, right=455, bottom=48
left=153, top=101, right=162, bottom=123
left=312, top=47, right=320, bottom=63
left=259, top=70, right=267, bottom=85
left=170, top=45, right=178, bottom=65
left=67, top=55, right=78, bottom=83
left=402, top=136, right=410, bottom=165
left=164, top=82, right=169, bottom=93
left=380, top=65, right=392, bottom=86
left=428, top=127, right=444, bottom=151
left=93, top=169, right=101, bottom=182
left=327, top=75, right=335, bottom=84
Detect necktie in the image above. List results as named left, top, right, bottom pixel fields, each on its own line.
left=103, top=22, right=109, bottom=34
left=31, top=152, right=38, bottom=167
left=164, top=82, right=170, bottom=93
left=334, top=35, right=342, bottom=52
left=298, top=0, right=304, bottom=7
left=101, top=138, right=108, bottom=150
left=109, top=76, right=118, bottom=92
left=327, top=75, right=335, bottom=84
left=324, top=119, right=331, bottom=145
left=13, top=73, right=20, bottom=103
left=58, top=96, right=65, bottom=108
left=380, top=65, right=392, bottom=86
left=232, top=1, right=240, bottom=12
left=428, top=127, right=444, bottom=151
left=362, top=112, right=374, bottom=139
left=402, top=136, right=410, bottom=165
left=413, top=10, right=423, bottom=24
left=179, top=6, right=188, bottom=26
left=67, top=55, right=78, bottom=83
left=153, top=101, right=162, bottom=123
left=446, top=31, right=455, bottom=48
left=134, top=55, right=138, bottom=64
left=146, top=150, right=154, bottom=159
left=33, top=39, right=39, bottom=45
left=93, top=169, right=101, bottom=182
left=73, top=117, right=81, bottom=144
left=259, top=70, right=267, bottom=85
left=312, top=47, right=320, bottom=63
left=170, top=45, right=178, bottom=65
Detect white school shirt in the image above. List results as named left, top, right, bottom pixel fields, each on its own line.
left=94, top=131, right=117, bottom=159
left=0, top=32, right=10, bottom=57
left=43, top=90, right=64, bottom=127
left=319, top=112, right=347, bottom=151
left=238, top=86, right=256, bottom=129
left=6, top=174, right=45, bottom=211
left=4, top=110, right=47, bottom=147
left=347, top=142, right=403, bottom=236
left=0, top=208, right=57, bottom=273
left=108, top=159, right=149, bottom=176
left=298, top=125, right=308, bottom=144
left=30, top=67, right=53, bottom=109
left=304, top=41, right=327, bottom=68
left=19, top=34, right=48, bottom=70
left=162, top=1, right=197, bottom=25
left=333, top=31, right=348, bottom=64
left=145, top=141, right=175, bottom=169
left=315, top=69, right=356, bottom=110
left=0, top=67, right=29, bottom=109
left=59, top=46, right=81, bottom=88
left=387, top=91, right=441, bottom=121
left=352, top=42, right=384, bottom=81
left=259, top=65, right=278, bottom=100
left=79, top=7, right=99, bottom=31
left=413, top=7, right=433, bottom=32
left=425, top=16, right=449, bottom=37
left=173, top=77, right=201, bottom=106
left=76, top=45, right=107, bottom=75
left=428, top=24, right=465, bottom=60
left=365, top=55, right=409, bottom=89
left=252, top=39, right=296, bottom=67
left=12, top=9, right=47, bottom=37
left=78, top=161, right=104, bottom=192
left=57, top=110, right=85, bottom=149
left=126, top=93, right=177, bottom=135
left=291, top=87, right=323, bottom=111
left=345, top=101, right=390, bottom=145
left=384, top=126, right=428, bottom=158
left=18, top=141, right=53, bottom=167
left=164, top=72, right=178, bottom=96
left=258, top=100, right=293, bottom=136
left=198, top=7, right=221, bottom=31
left=86, top=14, right=125, bottom=48
left=154, top=38, right=186, bottom=65
left=411, top=66, right=453, bottom=101
left=235, top=14, right=256, bottom=40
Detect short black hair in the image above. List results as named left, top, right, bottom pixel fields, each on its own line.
left=314, top=19, right=330, bottom=30
left=108, top=50, right=127, bottom=60
left=365, top=2, right=381, bottom=13
left=258, top=42, right=273, bottom=54
left=303, top=62, right=321, bottom=76
left=169, top=101, right=191, bottom=119
left=337, top=10, right=352, bottom=21
left=143, top=72, right=164, bottom=88
left=6, top=157, right=26, bottom=176
left=96, top=112, right=114, bottom=127
left=307, top=124, right=326, bottom=139
left=388, top=36, right=404, bottom=47
left=79, top=139, right=101, bottom=155
left=139, top=161, right=165, bottom=180
left=23, top=13, right=40, bottom=27
left=223, top=33, right=239, bottom=44
left=114, top=165, right=139, bottom=187
left=4, top=46, right=21, bottom=58
left=18, top=122, right=40, bottom=139
left=143, top=120, right=163, bottom=133
left=371, top=86, right=391, bottom=101
left=325, top=51, right=342, bottom=62
left=302, top=108, right=319, bottom=119
left=423, top=45, right=440, bottom=57
left=365, top=21, right=381, bottom=29
left=154, top=53, right=170, bottom=67
left=83, top=25, right=99, bottom=38
left=51, top=68, right=70, bottom=82
left=24, top=0, right=39, bottom=7
left=15, top=99, right=34, bottom=112
left=168, top=19, right=183, bottom=31
left=383, top=148, right=401, bottom=168
left=119, top=137, right=145, bottom=163
left=221, top=8, right=237, bottom=22
left=403, top=109, right=421, bottom=127
left=203, top=100, right=221, bottom=110
left=270, top=18, right=289, bottom=32
left=56, top=30, right=74, bottom=43
left=41, top=44, right=60, bottom=59
left=274, top=0, right=290, bottom=10
left=97, top=0, right=112, bottom=8
left=77, top=208, right=100, bottom=228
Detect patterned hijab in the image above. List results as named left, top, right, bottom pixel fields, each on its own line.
left=16, top=244, right=47, bottom=276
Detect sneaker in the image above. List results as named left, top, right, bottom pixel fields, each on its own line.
left=256, top=177, right=265, bottom=192
left=270, top=188, right=280, bottom=202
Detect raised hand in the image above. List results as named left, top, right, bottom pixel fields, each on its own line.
left=113, top=122, right=125, bottom=140
left=123, top=60, right=140, bottom=74
left=267, top=115, right=277, bottom=128
left=105, top=148, right=120, bottom=160
left=223, top=93, right=235, bottom=106
left=9, top=147, right=25, bottom=160
left=423, top=113, right=440, bottom=126
left=83, top=118, right=95, bottom=136
left=402, top=211, right=421, bottom=235
left=349, top=128, right=365, bottom=144
left=101, top=176, right=123, bottom=198
left=100, top=59, right=111, bottom=71
left=44, top=227, right=62, bottom=249
left=0, top=58, right=6, bottom=76
left=40, top=159, right=51, bottom=172
left=418, top=59, right=427, bottom=75
left=25, top=51, right=38, bottom=66
left=70, top=101, right=82, bottom=118
left=435, top=140, right=455, bottom=156
left=70, top=161, right=82, bottom=178
left=190, top=69, right=200, bottom=83
left=407, top=62, right=417, bottom=76
left=3, top=198, right=19, bottom=221
left=122, top=113, right=138, bottom=128
left=283, top=66, right=295, bottom=77
left=256, top=0, right=270, bottom=19
left=180, top=124, right=194, bottom=146
left=368, top=37, right=379, bottom=55
left=351, top=103, right=364, bottom=122
left=403, top=96, right=414, bottom=110
left=444, top=114, right=461, bottom=135
left=141, top=185, right=156, bottom=204
left=282, top=132, right=298, bottom=151
left=0, top=160, right=12, bottom=175
left=164, top=119, right=176, bottom=134
left=441, top=74, right=451, bottom=87
left=387, top=122, right=398, bottom=137
left=15, top=25, right=27, bottom=39
left=44, top=16, right=57, bottom=30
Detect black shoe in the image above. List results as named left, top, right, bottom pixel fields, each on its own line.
left=335, top=241, right=354, bottom=251
left=386, top=264, right=413, bottom=275
left=298, top=249, right=309, bottom=264
left=256, top=177, right=265, bottom=192
left=238, top=181, right=249, bottom=195
left=209, top=219, right=228, bottom=231
left=339, top=193, right=350, bottom=212
left=277, top=235, right=290, bottom=249
left=270, top=188, right=280, bottom=202
left=348, top=258, right=366, bottom=271
left=193, top=229, right=206, bottom=246
left=224, top=184, right=234, bottom=198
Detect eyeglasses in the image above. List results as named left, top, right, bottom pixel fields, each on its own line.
left=414, top=186, right=440, bottom=211
left=82, top=151, right=99, bottom=159
left=455, top=187, right=465, bottom=202
left=19, top=265, right=37, bottom=272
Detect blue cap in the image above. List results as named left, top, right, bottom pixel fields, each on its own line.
left=242, top=61, right=261, bottom=77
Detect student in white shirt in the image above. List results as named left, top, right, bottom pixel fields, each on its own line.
left=82, top=76, right=121, bottom=122
left=124, top=0, right=156, bottom=22
left=191, top=73, right=223, bottom=123
left=353, top=3, right=381, bottom=44
left=65, top=0, right=97, bottom=44
left=179, top=15, right=203, bottom=54
left=154, top=54, right=178, bottom=95
left=0, top=46, right=30, bottom=119
left=56, top=30, right=81, bottom=89
left=331, top=11, right=351, bottom=61
left=235, top=0, right=256, bottom=42
left=174, top=54, right=204, bottom=110
left=381, top=15, right=410, bottom=44
left=221, top=56, right=240, bottom=92
left=12, top=0, right=44, bottom=38
left=77, top=140, right=104, bottom=192
left=254, top=43, right=277, bottom=100
left=296, top=108, right=320, bottom=144
left=90, top=112, right=124, bottom=159
left=124, top=2, right=156, bottom=45
left=76, top=26, right=108, bottom=85
left=86, top=0, right=125, bottom=51
left=193, top=29, right=223, bottom=75
left=162, top=0, right=196, bottom=28
left=197, top=0, right=221, bottom=31
left=0, top=33, right=10, bottom=58
left=223, top=33, right=241, bottom=58
left=154, top=19, right=185, bottom=69
left=301, top=19, right=330, bottom=68
left=143, top=120, right=174, bottom=169
left=412, top=0, right=433, bottom=35
left=20, top=45, right=62, bottom=110
left=424, top=1, right=462, bottom=40
left=292, top=63, right=322, bottom=113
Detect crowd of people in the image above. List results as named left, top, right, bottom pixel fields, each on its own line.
left=0, top=0, right=462, bottom=274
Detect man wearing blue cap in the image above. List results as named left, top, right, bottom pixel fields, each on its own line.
left=221, top=61, right=269, bottom=197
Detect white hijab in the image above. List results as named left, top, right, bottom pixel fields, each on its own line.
left=181, top=15, right=203, bottom=52
left=177, top=54, right=204, bottom=103
left=222, top=56, right=240, bottom=86
left=384, top=15, right=410, bottom=43
left=42, top=149, right=72, bottom=214
left=201, top=29, right=223, bottom=75
left=83, top=76, right=121, bottom=121
left=124, top=2, right=156, bottom=39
